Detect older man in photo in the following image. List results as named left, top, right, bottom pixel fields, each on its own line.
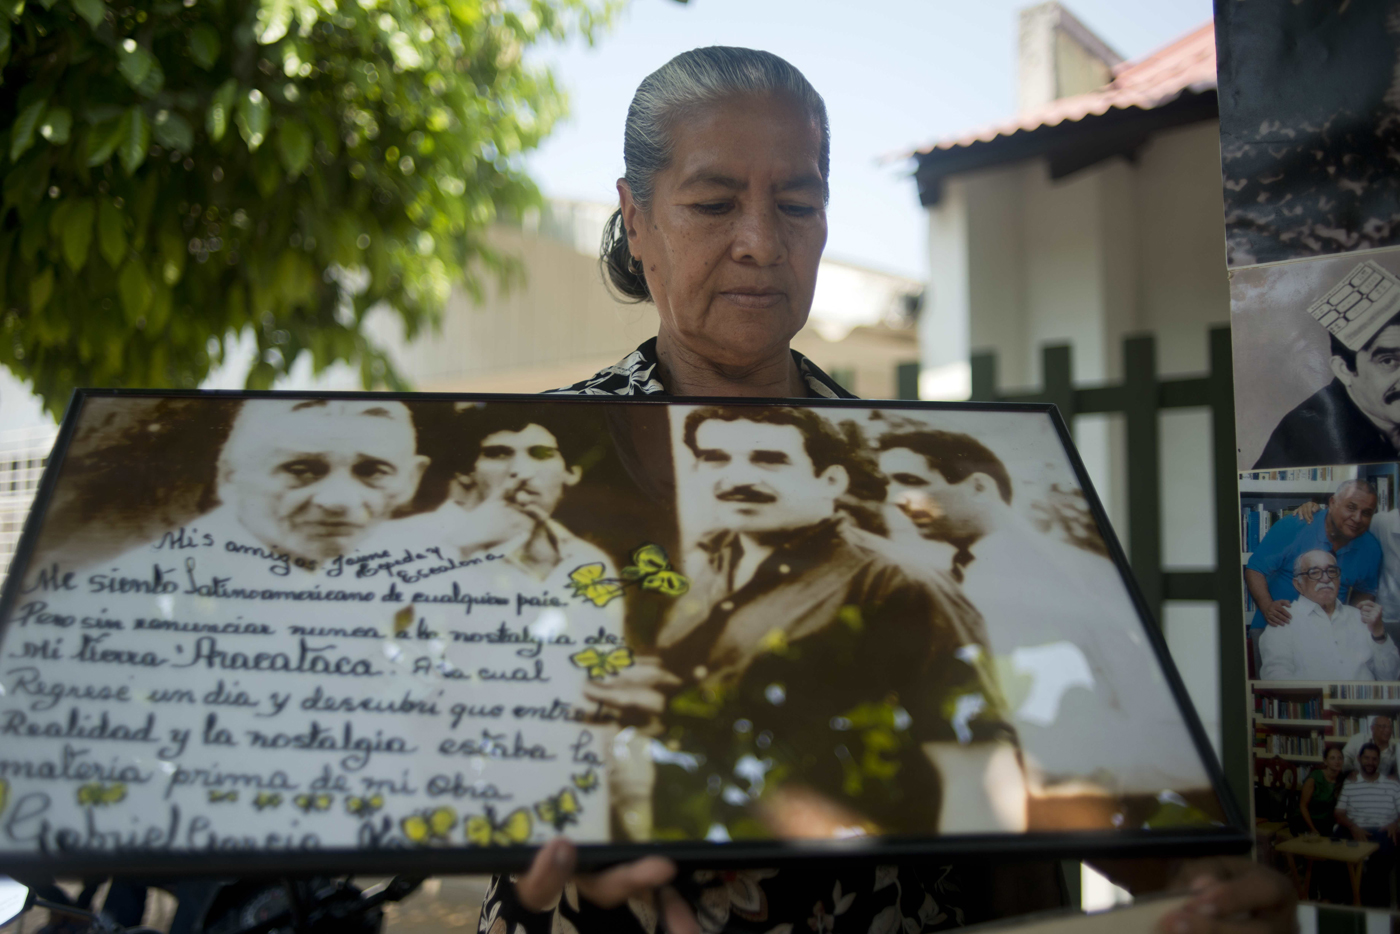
left=1258, top=550, right=1399, bottom=680
left=213, top=399, right=428, bottom=568
left=1245, top=478, right=1381, bottom=631
left=67, top=397, right=430, bottom=589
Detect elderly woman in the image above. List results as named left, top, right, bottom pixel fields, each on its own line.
left=477, top=46, right=1293, bottom=934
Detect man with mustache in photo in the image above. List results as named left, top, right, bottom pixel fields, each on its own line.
left=1255, top=305, right=1400, bottom=469
left=1258, top=549, right=1398, bottom=680
left=593, top=405, right=1024, bottom=842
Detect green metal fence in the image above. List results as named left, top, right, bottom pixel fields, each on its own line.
left=962, top=325, right=1248, bottom=816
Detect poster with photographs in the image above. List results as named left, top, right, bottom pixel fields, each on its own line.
left=0, top=392, right=1241, bottom=875
left=1240, top=462, right=1400, bottom=908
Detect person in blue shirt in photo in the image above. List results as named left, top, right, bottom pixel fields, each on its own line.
left=1245, top=478, right=1382, bottom=631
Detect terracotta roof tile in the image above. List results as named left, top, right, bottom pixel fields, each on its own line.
left=912, top=21, right=1216, bottom=156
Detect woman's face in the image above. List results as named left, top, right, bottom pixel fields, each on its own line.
left=620, top=91, right=827, bottom=368
left=1326, top=747, right=1344, bottom=770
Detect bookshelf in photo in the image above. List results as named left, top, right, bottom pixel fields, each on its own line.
left=1252, top=682, right=1400, bottom=770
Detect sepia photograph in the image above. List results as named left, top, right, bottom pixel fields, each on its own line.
left=0, top=392, right=1232, bottom=874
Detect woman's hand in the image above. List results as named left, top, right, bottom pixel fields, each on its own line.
left=515, top=836, right=699, bottom=934
left=1155, top=858, right=1295, bottom=934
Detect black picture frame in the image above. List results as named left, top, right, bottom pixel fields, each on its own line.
left=0, top=389, right=1249, bottom=877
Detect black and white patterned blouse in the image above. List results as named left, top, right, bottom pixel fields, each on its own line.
left=476, top=341, right=1062, bottom=934
left=545, top=337, right=853, bottom=399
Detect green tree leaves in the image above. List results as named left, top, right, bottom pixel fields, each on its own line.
left=235, top=88, right=268, bottom=150
left=275, top=120, right=311, bottom=177
left=118, top=107, right=149, bottom=175
left=116, top=38, right=154, bottom=89
left=69, top=0, right=103, bottom=30
left=50, top=197, right=93, bottom=270
left=187, top=24, right=218, bottom=69
left=97, top=199, right=125, bottom=268
left=1, top=0, right=617, bottom=414
left=207, top=78, right=236, bottom=142
left=38, top=107, right=70, bottom=144
left=9, top=98, right=45, bottom=162
left=152, top=109, right=192, bottom=153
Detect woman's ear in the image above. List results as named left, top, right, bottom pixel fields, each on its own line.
left=618, top=179, right=642, bottom=257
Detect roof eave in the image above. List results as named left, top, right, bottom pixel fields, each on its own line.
left=913, top=87, right=1219, bottom=207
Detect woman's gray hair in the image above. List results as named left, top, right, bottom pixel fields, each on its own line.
left=600, top=46, right=830, bottom=302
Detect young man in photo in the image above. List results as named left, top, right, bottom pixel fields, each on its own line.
left=374, top=405, right=618, bottom=587
left=1244, top=478, right=1381, bottom=631
left=872, top=427, right=1205, bottom=798
left=1258, top=550, right=1398, bottom=681
left=1334, top=743, right=1400, bottom=907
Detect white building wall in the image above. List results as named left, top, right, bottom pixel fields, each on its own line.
left=919, top=119, right=1232, bottom=754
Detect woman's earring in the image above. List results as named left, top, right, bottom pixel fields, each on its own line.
left=629, top=256, right=643, bottom=274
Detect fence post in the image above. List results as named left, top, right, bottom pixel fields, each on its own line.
left=1124, top=334, right=1163, bottom=624
left=1208, top=326, right=1249, bottom=817
left=969, top=352, right=997, bottom=403
left=1041, top=345, right=1074, bottom=422
left=896, top=362, right=921, bottom=400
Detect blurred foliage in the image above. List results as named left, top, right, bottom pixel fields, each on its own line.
left=0, top=0, right=614, bottom=414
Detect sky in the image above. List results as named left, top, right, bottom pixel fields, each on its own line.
left=523, top=0, right=1215, bottom=279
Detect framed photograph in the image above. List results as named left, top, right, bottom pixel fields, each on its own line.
left=0, top=391, right=1246, bottom=876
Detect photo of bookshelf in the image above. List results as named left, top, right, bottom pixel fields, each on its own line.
left=1252, top=681, right=1400, bottom=905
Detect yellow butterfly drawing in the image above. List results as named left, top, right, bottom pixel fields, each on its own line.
left=346, top=794, right=385, bottom=818
left=77, top=782, right=126, bottom=807
left=570, top=645, right=634, bottom=681
left=464, top=806, right=533, bottom=847
left=623, top=544, right=690, bottom=596
left=571, top=769, right=598, bottom=794
left=535, top=789, right=581, bottom=831
left=0, top=778, right=7, bottom=816
left=208, top=790, right=238, bottom=803
left=568, top=563, right=626, bottom=607
left=253, top=792, right=283, bottom=811
left=402, top=806, right=456, bottom=845
left=393, top=605, right=415, bottom=636
left=294, top=793, right=333, bottom=813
